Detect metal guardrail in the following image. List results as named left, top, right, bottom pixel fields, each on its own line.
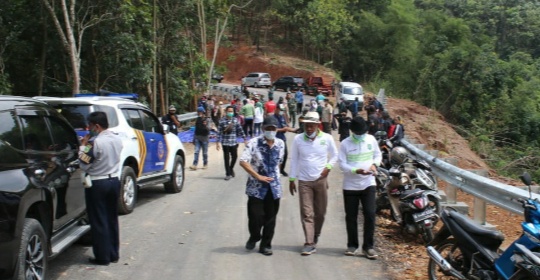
left=400, top=139, right=539, bottom=217
left=175, top=84, right=238, bottom=123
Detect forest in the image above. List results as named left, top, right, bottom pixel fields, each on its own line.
left=1, top=0, right=539, bottom=179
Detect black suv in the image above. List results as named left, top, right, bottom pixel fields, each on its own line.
left=272, top=76, right=304, bottom=92
left=0, top=96, right=88, bottom=279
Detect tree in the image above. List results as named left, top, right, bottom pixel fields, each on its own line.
left=41, top=0, right=111, bottom=95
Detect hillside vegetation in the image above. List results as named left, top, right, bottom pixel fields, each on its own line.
left=1, top=0, right=539, bottom=179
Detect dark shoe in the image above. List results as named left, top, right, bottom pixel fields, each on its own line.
left=314, top=235, right=319, bottom=245
left=231, top=170, right=235, bottom=177
left=245, top=239, right=257, bottom=251
left=280, top=171, right=288, bottom=177
left=259, top=247, right=273, bottom=256
left=88, top=258, right=110, bottom=266
left=111, top=258, right=119, bottom=263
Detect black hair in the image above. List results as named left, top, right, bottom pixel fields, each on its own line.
left=87, top=111, right=109, bottom=129
left=225, top=105, right=236, bottom=113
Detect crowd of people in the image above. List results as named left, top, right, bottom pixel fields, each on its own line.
left=166, top=88, right=405, bottom=259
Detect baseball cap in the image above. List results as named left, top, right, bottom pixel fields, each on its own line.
left=262, top=116, right=279, bottom=128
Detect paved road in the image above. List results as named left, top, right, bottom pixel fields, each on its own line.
left=47, top=90, right=389, bottom=280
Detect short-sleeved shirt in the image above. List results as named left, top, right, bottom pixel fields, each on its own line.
left=265, top=101, right=276, bottom=114
left=240, top=136, right=285, bottom=199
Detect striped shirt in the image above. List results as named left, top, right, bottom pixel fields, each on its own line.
left=338, top=134, right=382, bottom=190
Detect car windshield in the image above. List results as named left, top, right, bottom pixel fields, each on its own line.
left=294, top=77, right=304, bottom=84
left=343, top=87, right=363, bottom=95
left=261, top=74, right=270, bottom=78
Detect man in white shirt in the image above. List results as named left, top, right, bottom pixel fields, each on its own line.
left=289, top=112, right=338, bottom=256
left=338, top=116, right=382, bottom=259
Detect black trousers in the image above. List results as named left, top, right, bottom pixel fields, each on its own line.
left=296, top=102, right=303, bottom=114
left=85, top=177, right=120, bottom=263
left=222, top=144, right=238, bottom=176
left=279, top=143, right=288, bottom=173
left=247, top=191, right=280, bottom=249
left=243, top=118, right=254, bottom=137
left=343, top=186, right=376, bottom=250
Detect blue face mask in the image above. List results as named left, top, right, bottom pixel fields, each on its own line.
left=352, top=133, right=366, bottom=141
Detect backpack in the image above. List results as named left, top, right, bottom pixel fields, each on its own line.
left=373, top=99, right=384, bottom=111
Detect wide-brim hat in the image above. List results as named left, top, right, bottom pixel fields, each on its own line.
left=169, top=105, right=176, bottom=111
left=350, top=116, right=368, bottom=135
left=301, top=112, right=320, bottom=123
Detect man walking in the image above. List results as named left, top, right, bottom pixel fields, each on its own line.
left=190, top=107, right=210, bottom=170
left=321, top=98, right=333, bottom=134
left=217, top=106, right=246, bottom=180
left=239, top=116, right=285, bottom=256
left=295, top=88, right=304, bottom=114
left=338, top=116, right=382, bottom=260
left=79, top=111, right=123, bottom=266
left=289, top=111, right=338, bottom=256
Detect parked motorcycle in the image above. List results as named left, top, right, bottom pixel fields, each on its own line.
left=375, top=147, right=440, bottom=243
left=426, top=172, right=540, bottom=279
left=374, top=131, right=393, bottom=169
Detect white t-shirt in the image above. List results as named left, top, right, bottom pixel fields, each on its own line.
left=289, top=131, right=338, bottom=181
left=338, top=134, right=382, bottom=190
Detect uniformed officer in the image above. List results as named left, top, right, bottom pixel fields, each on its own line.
left=79, top=111, right=123, bottom=266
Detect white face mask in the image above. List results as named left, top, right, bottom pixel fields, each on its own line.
left=352, top=133, right=366, bottom=141
left=264, top=131, right=277, bottom=140
left=305, top=131, right=317, bottom=139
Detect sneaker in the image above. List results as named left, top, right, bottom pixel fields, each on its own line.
left=245, top=239, right=257, bottom=251
left=280, top=171, right=288, bottom=177
left=344, top=247, right=357, bottom=256
left=224, top=175, right=231, bottom=181
left=301, top=245, right=316, bottom=256
left=259, top=247, right=273, bottom=256
left=189, top=165, right=197, bottom=170
left=202, top=165, right=208, bottom=169
left=363, top=248, right=378, bottom=260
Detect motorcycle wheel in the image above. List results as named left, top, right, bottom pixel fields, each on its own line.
left=428, top=239, right=465, bottom=280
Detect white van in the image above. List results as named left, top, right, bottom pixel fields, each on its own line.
left=241, top=72, right=272, bottom=88
left=336, top=81, right=364, bottom=107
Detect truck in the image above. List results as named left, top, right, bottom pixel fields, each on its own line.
left=304, top=76, right=333, bottom=96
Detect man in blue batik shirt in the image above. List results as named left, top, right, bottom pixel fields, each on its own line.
left=239, top=116, right=285, bottom=256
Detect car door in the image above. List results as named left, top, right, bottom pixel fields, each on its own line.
left=122, top=108, right=167, bottom=174
left=16, top=108, right=84, bottom=230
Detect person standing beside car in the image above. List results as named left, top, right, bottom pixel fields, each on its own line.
left=79, top=111, right=123, bottom=266
left=217, top=106, right=247, bottom=180
left=338, top=116, right=381, bottom=260
left=162, top=105, right=181, bottom=135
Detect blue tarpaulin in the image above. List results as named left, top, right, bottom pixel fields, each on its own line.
left=177, top=130, right=253, bottom=143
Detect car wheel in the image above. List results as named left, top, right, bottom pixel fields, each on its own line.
left=16, top=218, right=48, bottom=280
left=164, top=155, right=184, bottom=193
left=119, top=166, right=137, bottom=214
left=254, top=82, right=259, bottom=88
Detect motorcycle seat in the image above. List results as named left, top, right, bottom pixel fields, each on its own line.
left=449, top=211, right=504, bottom=241
left=399, top=188, right=423, bottom=200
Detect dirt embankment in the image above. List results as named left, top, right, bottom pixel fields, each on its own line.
left=213, top=44, right=524, bottom=280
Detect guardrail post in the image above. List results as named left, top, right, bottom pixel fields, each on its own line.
left=468, top=169, right=489, bottom=226
left=443, top=158, right=458, bottom=204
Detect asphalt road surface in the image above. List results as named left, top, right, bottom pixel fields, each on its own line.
left=47, top=90, right=389, bottom=280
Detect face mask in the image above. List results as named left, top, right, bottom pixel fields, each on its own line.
left=305, top=131, right=317, bottom=139
left=89, top=129, right=98, bottom=137
left=227, top=112, right=234, bottom=118
left=264, top=131, right=276, bottom=140
left=352, top=133, right=366, bottom=141
left=279, top=111, right=284, bottom=115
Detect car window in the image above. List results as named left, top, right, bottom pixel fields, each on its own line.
left=57, top=105, right=90, bottom=130
left=0, top=110, right=24, bottom=150
left=122, top=109, right=144, bottom=130
left=247, top=73, right=257, bottom=78
left=343, top=87, right=363, bottom=95
left=48, top=116, right=79, bottom=153
left=140, top=110, right=161, bottom=133
left=261, top=74, right=270, bottom=78
left=294, top=77, right=304, bottom=84
left=56, top=104, right=118, bottom=129
left=19, top=116, right=54, bottom=152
